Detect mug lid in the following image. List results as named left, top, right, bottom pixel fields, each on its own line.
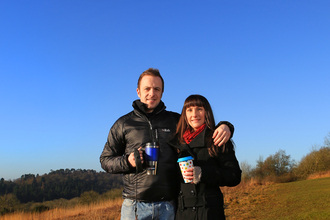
left=177, top=156, right=194, bottom=163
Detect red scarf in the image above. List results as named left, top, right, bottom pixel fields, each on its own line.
left=183, top=124, right=206, bottom=144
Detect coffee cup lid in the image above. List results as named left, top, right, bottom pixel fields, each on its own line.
left=177, top=156, right=194, bottom=163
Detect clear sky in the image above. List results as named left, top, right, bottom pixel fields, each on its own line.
left=1, top=0, right=329, bottom=181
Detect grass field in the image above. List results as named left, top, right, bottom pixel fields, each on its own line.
left=1, top=176, right=330, bottom=220
left=223, top=177, right=330, bottom=219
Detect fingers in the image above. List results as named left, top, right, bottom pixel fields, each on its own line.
left=128, top=152, right=136, bottom=167
left=128, top=147, right=144, bottom=167
left=212, top=129, right=218, bottom=139
left=213, top=131, right=225, bottom=146
left=138, top=147, right=144, bottom=164
left=216, top=131, right=229, bottom=146
left=183, top=169, right=194, bottom=181
left=213, top=125, right=231, bottom=146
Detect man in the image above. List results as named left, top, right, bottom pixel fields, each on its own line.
left=100, top=68, right=234, bottom=220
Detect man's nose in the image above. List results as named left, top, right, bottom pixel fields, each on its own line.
left=149, top=89, right=155, bottom=96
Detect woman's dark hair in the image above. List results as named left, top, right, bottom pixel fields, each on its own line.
left=176, top=94, right=221, bottom=156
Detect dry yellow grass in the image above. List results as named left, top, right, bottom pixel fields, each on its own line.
left=221, top=179, right=276, bottom=220
left=0, top=181, right=275, bottom=220
left=0, top=198, right=123, bottom=220
left=306, top=170, right=330, bottom=180
left=222, top=173, right=330, bottom=220
left=2, top=172, right=330, bottom=220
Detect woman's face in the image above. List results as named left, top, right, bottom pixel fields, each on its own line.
left=185, top=106, right=206, bottom=131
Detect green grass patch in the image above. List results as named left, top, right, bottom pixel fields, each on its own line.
left=225, top=177, right=330, bottom=219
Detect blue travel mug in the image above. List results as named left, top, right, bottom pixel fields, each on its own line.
left=145, top=142, right=159, bottom=175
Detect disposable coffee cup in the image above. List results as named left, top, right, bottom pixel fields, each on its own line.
left=177, top=156, right=194, bottom=183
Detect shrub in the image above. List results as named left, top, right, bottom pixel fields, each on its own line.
left=32, top=205, right=49, bottom=213
left=79, top=191, right=99, bottom=205
left=295, top=146, right=330, bottom=178
left=252, top=150, right=295, bottom=178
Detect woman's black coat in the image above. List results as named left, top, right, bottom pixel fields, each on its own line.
left=167, top=127, right=242, bottom=220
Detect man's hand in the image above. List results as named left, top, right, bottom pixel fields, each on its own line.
left=212, top=124, right=231, bottom=146
left=128, top=147, right=144, bottom=167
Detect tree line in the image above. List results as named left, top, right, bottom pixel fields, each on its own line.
left=240, top=132, right=330, bottom=183
left=0, top=169, right=122, bottom=204
left=1, top=133, right=330, bottom=215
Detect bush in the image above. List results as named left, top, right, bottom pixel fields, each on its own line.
left=252, top=150, right=295, bottom=178
left=100, top=188, right=122, bottom=200
left=0, top=194, right=20, bottom=213
left=0, top=207, right=10, bottom=216
left=295, top=146, right=330, bottom=178
left=240, top=161, right=253, bottom=181
left=32, top=205, right=49, bottom=213
left=79, top=191, right=99, bottom=205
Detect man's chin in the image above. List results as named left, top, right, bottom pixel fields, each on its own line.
left=146, top=105, right=155, bottom=110
left=146, top=104, right=158, bottom=112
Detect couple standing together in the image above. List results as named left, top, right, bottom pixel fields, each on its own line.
left=100, top=68, right=241, bottom=220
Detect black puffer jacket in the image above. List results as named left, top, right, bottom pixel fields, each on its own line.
left=100, top=100, right=181, bottom=202
left=167, top=127, right=241, bottom=220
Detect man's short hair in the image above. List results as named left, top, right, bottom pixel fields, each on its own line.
left=138, top=68, right=164, bottom=92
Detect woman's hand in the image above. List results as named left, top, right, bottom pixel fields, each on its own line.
left=183, top=167, right=202, bottom=184
left=183, top=168, right=194, bottom=182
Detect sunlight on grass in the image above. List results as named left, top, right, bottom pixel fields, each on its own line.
left=2, top=175, right=330, bottom=220
left=0, top=198, right=123, bottom=220
left=223, top=177, right=330, bottom=220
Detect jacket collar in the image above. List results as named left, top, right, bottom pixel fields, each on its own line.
left=187, top=127, right=206, bottom=148
left=132, top=99, right=166, bottom=117
left=168, top=127, right=210, bottom=150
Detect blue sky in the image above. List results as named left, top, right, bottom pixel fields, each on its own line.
left=1, top=0, right=329, bottom=181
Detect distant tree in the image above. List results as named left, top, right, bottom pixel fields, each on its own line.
left=240, top=160, right=253, bottom=180
left=1, top=169, right=122, bottom=204
left=252, top=156, right=265, bottom=178
left=0, top=194, right=20, bottom=212
left=0, top=178, right=5, bottom=195
left=324, top=132, right=330, bottom=148
left=295, top=145, right=330, bottom=177
left=253, top=150, right=294, bottom=177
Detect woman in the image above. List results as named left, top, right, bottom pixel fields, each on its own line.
left=167, top=95, right=241, bottom=220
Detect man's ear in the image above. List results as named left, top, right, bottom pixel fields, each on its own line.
left=136, top=88, right=141, bottom=98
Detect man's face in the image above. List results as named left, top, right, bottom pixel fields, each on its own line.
left=137, top=75, right=163, bottom=113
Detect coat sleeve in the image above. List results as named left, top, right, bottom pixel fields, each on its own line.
left=99, top=118, right=133, bottom=174
left=199, top=141, right=241, bottom=187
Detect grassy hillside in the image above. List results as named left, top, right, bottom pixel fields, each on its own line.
left=223, top=177, right=330, bottom=219
left=1, top=177, right=330, bottom=220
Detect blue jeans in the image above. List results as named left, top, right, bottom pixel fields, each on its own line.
left=120, top=199, right=175, bottom=220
